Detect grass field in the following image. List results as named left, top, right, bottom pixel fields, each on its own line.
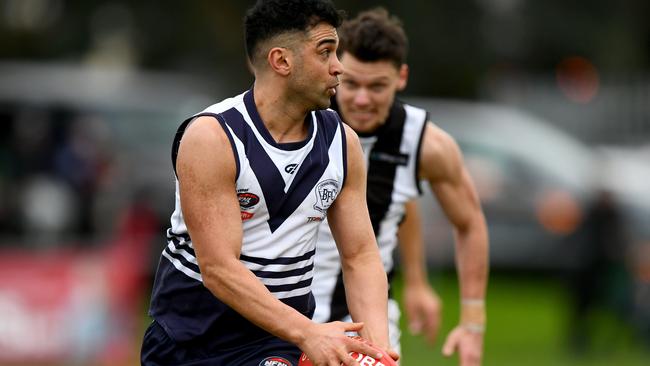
left=134, top=271, right=649, bottom=365
left=394, top=271, right=650, bottom=366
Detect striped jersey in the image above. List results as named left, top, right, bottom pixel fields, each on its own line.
left=148, top=89, right=348, bottom=348
left=312, top=100, right=428, bottom=322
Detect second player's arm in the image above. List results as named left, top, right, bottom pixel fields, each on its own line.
left=327, top=124, right=392, bottom=352
left=419, top=122, right=488, bottom=365
left=397, top=199, right=442, bottom=343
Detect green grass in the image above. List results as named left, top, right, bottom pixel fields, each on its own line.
left=393, top=271, right=650, bottom=366
left=134, top=272, right=649, bottom=365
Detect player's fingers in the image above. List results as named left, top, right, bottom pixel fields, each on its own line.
left=347, top=338, right=384, bottom=361
left=409, top=321, right=423, bottom=334
left=341, top=321, right=364, bottom=333
left=408, top=310, right=423, bottom=334
left=338, top=350, right=360, bottom=366
left=442, top=329, right=461, bottom=357
left=424, top=307, right=441, bottom=344
left=386, top=348, right=400, bottom=361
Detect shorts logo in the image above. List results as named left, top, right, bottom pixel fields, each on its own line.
left=259, top=356, right=293, bottom=366
left=313, top=179, right=339, bottom=213
left=238, top=192, right=260, bottom=209
left=284, top=163, right=299, bottom=174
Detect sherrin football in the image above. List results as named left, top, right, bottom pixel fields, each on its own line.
left=298, top=337, right=397, bottom=366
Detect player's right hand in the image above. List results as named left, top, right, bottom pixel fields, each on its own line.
left=297, top=321, right=386, bottom=366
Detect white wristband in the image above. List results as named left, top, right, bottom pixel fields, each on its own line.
left=461, top=298, right=485, bottom=306
left=462, top=322, right=486, bottom=334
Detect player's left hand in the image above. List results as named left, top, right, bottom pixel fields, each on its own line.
left=441, top=325, right=484, bottom=366
left=403, top=282, right=442, bottom=344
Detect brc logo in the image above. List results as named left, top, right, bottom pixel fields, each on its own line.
left=313, top=179, right=339, bottom=213
left=259, top=356, right=293, bottom=366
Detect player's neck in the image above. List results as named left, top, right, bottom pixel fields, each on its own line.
left=253, top=83, right=311, bottom=143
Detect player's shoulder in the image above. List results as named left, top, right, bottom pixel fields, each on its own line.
left=318, top=107, right=344, bottom=127
left=419, top=120, right=463, bottom=179
left=200, top=90, right=247, bottom=115
left=423, top=121, right=457, bottom=150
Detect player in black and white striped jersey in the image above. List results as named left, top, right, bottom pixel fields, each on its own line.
left=311, top=8, right=490, bottom=366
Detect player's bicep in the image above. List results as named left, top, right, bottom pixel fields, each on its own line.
left=430, top=167, right=481, bottom=231
left=420, top=123, right=481, bottom=230
left=176, top=116, right=243, bottom=266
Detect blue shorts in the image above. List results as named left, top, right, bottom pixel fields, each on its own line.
left=141, top=320, right=301, bottom=366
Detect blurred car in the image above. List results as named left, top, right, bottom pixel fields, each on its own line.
left=405, top=97, right=650, bottom=272
left=0, top=61, right=218, bottom=365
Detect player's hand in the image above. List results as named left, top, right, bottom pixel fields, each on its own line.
left=350, top=335, right=400, bottom=363
left=298, top=321, right=387, bottom=366
left=441, top=325, right=484, bottom=366
left=403, top=282, right=442, bottom=344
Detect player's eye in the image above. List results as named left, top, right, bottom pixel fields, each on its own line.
left=370, top=84, right=388, bottom=92
left=342, top=80, right=358, bottom=89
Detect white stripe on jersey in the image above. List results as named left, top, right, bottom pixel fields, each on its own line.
left=257, top=274, right=313, bottom=287
left=162, top=250, right=203, bottom=282
left=240, top=257, right=315, bottom=272
left=272, top=287, right=312, bottom=299
left=166, top=241, right=198, bottom=265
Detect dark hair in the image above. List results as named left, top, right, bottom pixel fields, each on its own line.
left=245, top=0, right=345, bottom=63
left=338, top=7, right=408, bottom=67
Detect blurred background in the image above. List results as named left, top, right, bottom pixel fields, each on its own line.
left=1, top=0, right=649, bottom=365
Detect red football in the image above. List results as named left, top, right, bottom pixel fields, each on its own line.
left=298, top=337, right=397, bottom=366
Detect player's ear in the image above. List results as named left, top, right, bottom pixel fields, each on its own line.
left=397, top=64, right=409, bottom=91
left=268, top=47, right=292, bottom=76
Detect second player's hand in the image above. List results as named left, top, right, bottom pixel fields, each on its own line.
left=442, top=325, right=484, bottom=366
left=403, top=283, right=442, bottom=344
left=298, top=321, right=386, bottom=366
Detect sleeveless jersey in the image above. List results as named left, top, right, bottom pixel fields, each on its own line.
left=312, top=100, right=428, bottom=322
left=148, top=89, right=348, bottom=348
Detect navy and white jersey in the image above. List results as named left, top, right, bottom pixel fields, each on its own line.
left=148, top=89, right=348, bottom=349
left=312, top=100, right=427, bottom=323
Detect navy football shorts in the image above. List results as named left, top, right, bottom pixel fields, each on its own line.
left=141, top=320, right=301, bottom=366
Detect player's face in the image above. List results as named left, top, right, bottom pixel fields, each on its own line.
left=336, top=53, right=408, bottom=133
left=290, top=23, right=343, bottom=110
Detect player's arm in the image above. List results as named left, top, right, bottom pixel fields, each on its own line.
left=177, top=117, right=379, bottom=366
left=397, top=199, right=442, bottom=344
left=327, top=124, right=393, bottom=353
left=177, top=116, right=311, bottom=340
left=418, top=122, right=488, bottom=366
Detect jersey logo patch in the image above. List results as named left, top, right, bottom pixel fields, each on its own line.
left=284, top=163, right=299, bottom=174
left=369, top=151, right=409, bottom=166
left=241, top=211, right=254, bottom=221
left=259, top=356, right=293, bottom=366
left=313, top=179, right=340, bottom=213
left=238, top=192, right=260, bottom=209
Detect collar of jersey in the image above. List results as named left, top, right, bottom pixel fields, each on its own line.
left=244, top=88, right=315, bottom=151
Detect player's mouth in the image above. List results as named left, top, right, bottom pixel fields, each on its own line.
left=327, top=83, right=339, bottom=96
left=349, top=110, right=375, bottom=122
